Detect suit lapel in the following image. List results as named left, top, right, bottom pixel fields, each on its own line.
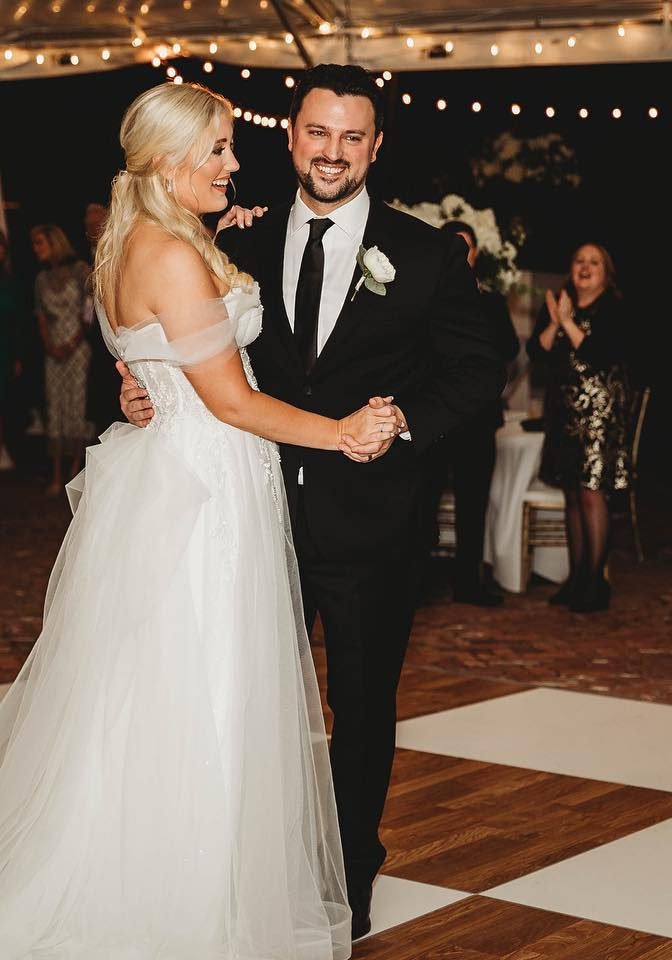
left=259, top=206, right=303, bottom=375
left=312, top=200, right=387, bottom=373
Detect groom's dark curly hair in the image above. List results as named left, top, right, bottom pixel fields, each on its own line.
left=288, top=63, right=385, bottom=135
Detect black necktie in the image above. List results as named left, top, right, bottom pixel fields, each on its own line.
left=294, top=217, right=334, bottom=374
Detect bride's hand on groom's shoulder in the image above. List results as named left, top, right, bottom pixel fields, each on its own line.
left=338, top=396, right=405, bottom=463
left=116, top=360, right=154, bottom=428
left=216, top=205, right=268, bottom=234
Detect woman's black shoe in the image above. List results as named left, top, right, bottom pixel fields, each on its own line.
left=548, top=579, right=577, bottom=606
left=569, top=577, right=611, bottom=613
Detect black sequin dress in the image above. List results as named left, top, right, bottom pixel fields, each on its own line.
left=526, top=290, right=630, bottom=493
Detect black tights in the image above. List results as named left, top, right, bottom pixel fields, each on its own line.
left=564, top=486, right=610, bottom=581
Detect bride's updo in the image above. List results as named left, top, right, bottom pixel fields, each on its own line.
left=94, top=82, right=250, bottom=305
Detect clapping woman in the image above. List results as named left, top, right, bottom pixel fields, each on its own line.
left=526, top=243, right=630, bottom=612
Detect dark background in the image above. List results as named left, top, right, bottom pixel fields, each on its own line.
left=1, top=57, right=670, bottom=478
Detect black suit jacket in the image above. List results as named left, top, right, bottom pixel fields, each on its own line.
left=217, top=198, right=505, bottom=561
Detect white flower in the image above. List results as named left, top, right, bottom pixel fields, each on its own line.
left=351, top=244, right=396, bottom=301
left=362, top=246, right=396, bottom=283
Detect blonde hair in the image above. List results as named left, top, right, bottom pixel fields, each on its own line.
left=94, top=82, right=251, bottom=306
left=30, top=223, right=77, bottom=265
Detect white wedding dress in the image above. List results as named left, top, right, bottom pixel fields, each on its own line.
left=0, top=284, right=351, bottom=960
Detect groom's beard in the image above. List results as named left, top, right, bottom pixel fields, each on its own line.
left=295, top=158, right=366, bottom=205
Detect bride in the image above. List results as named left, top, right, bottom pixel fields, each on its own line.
left=0, top=81, right=401, bottom=958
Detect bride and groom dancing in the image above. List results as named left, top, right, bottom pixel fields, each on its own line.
left=0, top=64, right=503, bottom=957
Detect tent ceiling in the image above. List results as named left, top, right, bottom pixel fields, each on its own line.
left=1, top=0, right=670, bottom=78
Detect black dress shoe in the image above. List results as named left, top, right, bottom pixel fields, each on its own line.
left=350, top=886, right=372, bottom=941
left=452, top=586, right=503, bottom=607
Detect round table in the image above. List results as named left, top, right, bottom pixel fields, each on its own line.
left=483, top=413, right=569, bottom=593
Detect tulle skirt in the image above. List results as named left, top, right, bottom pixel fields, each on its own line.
left=0, top=421, right=351, bottom=959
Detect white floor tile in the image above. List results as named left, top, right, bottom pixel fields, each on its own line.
left=366, top=875, right=468, bottom=938
left=485, top=817, right=672, bottom=938
left=396, top=688, right=672, bottom=791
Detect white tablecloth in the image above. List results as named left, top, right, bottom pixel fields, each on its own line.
left=483, top=414, right=569, bottom=593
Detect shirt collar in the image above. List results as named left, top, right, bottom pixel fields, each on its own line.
left=289, top=187, right=370, bottom=239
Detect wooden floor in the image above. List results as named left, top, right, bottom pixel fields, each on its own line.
left=2, top=469, right=672, bottom=957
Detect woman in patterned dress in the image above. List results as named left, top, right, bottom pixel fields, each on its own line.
left=527, top=243, right=630, bottom=612
left=31, top=223, right=93, bottom=494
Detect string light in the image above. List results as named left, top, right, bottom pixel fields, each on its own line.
left=131, top=36, right=142, bottom=47
left=382, top=70, right=392, bottom=81
left=546, top=106, right=555, bottom=118
left=375, top=78, right=384, bottom=88
left=209, top=41, right=217, bottom=53
left=437, top=99, right=447, bottom=111
left=648, top=107, right=659, bottom=118
left=268, top=117, right=277, bottom=128
left=36, top=52, right=45, bottom=63
left=156, top=44, right=168, bottom=58
left=617, top=24, right=626, bottom=37
left=151, top=55, right=161, bottom=66
left=406, top=37, right=414, bottom=48
left=259, top=0, right=268, bottom=7
left=101, top=47, right=110, bottom=59
left=173, top=75, right=183, bottom=84
left=172, top=42, right=181, bottom=53
left=445, top=40, right=454, bottom=53
left=284, top=33, right=293, bottom=44
left=511, top=103, right=521, bottom=115
left=361, top=27, right=370, bottom=39
left=167, top=65, right=176, bottom=77
left=318, top=22, right=332, bottom=34
left=253, top=114, right=261, bottom=124
left=233, top=107, right=242, bottom=118
left=14, top=4, right=28, bottom=18
left=472, top=100, right=482, bottom=112
left=261, top=116, right=269, bottom=126
left=248, top=39, right=257, bottom=50
left=567, top=35, right=576, bottom=47
left=183, top=1, right=192, bottom=10
left=203, top=60, right=213, bottom=72
left=490, top=44, right=498, bottom=56
left=579, top=107, right=589, bottom=118
left=86, top=3, right=95, bottom=10
left=612, top=107, right=622, bottom=118
left=402, top=93, right=411, bottom=105
left=70, top=53, right=79, bottom=64
left=243, top=110, right=252, bottom=121
left=241, top=67, right=250, bottom=78
left=140, top=2, right=149, bottom=11
left=280, top=118, right=289, bottom=129
left=534, top=41, right=543, bottom=54
left=284, top=75, right=295, bottom=88
left=4, top=49, right=13, bottom=60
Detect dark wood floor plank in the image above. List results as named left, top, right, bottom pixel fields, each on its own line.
left=380, top=750, right=672, bottom=891
left=355, top=897, right=672, bottom=960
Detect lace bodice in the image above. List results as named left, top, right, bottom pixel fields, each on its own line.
left=96, top=284, right=264, bottom=433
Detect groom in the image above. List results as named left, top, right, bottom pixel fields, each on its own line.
left=121, top=64, right=504, bottom=938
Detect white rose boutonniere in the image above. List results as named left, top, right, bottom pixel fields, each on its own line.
left=351, top=244, right=396, bottom=301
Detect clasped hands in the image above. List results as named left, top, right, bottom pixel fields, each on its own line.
left=117, top=361, right=406, bottom=464
left=545, top=287, right=574, bottom=329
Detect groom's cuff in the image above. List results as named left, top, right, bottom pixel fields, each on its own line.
left=399, top=430, right=412, bottom=441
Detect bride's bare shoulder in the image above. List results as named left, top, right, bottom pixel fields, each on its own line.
left=127, top=223, right=205, bottom=277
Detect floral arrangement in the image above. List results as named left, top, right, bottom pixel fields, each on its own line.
left=388, top=194, right=525, bottom=295
left=470, top=131, right=581, bottom=189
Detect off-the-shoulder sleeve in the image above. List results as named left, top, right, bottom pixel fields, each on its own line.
left=117, top=298, right=239, bottom=368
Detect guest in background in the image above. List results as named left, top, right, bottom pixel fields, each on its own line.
left=82, top=202, right=119, bottom=437
left=526, top=242, right=629, bottom=612
left=31, top=223, right=93, bottom=495
left=0, top=229, right=23, bottom=470
left=424, top=220, right=519, bottom=606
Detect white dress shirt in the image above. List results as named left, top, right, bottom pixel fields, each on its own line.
left=283, top=187, right=370, bottom=356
